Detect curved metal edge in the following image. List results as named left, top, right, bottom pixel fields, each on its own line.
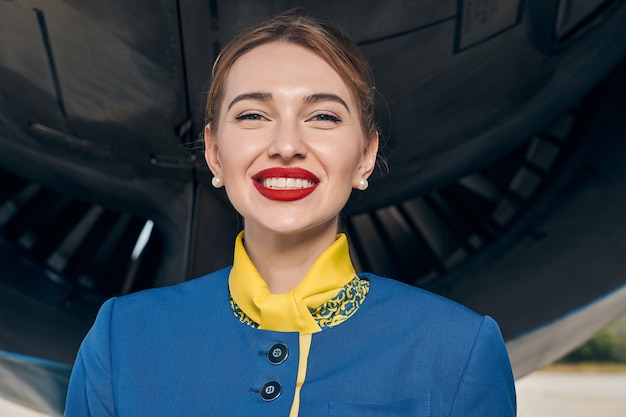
left=0, top=349, right=70, bottom=416
left=506, top=282, right=626, bottom=379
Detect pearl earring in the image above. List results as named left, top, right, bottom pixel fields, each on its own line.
left=211, top=176, right=224, bottom=188
left=356, top=178, right=368, bottom=191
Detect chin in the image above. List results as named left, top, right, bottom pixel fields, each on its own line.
left=250, top=217, right=339, bottom=238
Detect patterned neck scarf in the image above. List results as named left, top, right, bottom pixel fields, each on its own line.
left=228, top=232, right=357, bottom=334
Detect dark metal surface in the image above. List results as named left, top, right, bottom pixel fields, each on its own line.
left=1, top=1, right=626, bottom=415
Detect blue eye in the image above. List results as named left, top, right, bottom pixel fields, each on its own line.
left=235, top=113, right=264, bottom=121
left=313, top=113, right=341, bottom=123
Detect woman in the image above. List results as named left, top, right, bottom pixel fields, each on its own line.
left=65, top=10, right=516, bottom=417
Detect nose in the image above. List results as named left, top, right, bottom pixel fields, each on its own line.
left=267, top=120, right=307, bottom=160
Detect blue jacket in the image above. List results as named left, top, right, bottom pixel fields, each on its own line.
left=65, top=268, right=516, bottom=416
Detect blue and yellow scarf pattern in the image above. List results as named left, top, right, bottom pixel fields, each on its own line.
left=228, top=232, right=369, bottom=333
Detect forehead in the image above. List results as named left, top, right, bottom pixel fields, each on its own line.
left=223, top=42, right=354, bottom=104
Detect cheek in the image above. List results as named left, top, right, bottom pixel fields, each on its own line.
left=326, top=146, right=364, bottom=184
left=216, top=136, right=253, bottom=174
left=341, top=139, right=367, bottom=173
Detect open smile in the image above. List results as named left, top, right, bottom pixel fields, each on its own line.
left=252, top=167, right=320, bottom=201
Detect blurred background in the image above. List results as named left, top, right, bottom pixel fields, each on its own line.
left=2, top=0, right=626, bottom=415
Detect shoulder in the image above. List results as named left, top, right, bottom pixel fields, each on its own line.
left=356, top=273, right=512, bottom=387
left=358, top=273, right=492, bottom=345
left=97, top=267, right=232, bottom=326
left=121, top=266, right=229, bottom=302
left=360, top=272, right=482, bottom=321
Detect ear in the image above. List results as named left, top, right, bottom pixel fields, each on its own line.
left=204, top=124, right=222, bottom=177
left=356, top=131, right=379, bottom=182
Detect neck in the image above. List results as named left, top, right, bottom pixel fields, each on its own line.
left=242, top=221, right=339, bottom=293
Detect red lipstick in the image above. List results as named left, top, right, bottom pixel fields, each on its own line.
left=252, top=167, right=320, bottom=201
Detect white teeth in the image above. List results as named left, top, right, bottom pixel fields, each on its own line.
left=261, top=177, right=315, bottom=189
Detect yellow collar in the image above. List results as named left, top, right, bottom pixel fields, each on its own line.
left=228, top=232, right=357, bottom=334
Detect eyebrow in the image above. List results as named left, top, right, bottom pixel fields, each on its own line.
left=227, top=91, right=350, bottom=113
left=227, top=92, right=272, bottom=110
left=305, top=93, right=350, bottom=113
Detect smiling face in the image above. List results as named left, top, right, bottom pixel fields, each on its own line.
left=205, top=42, right=378, bottom=240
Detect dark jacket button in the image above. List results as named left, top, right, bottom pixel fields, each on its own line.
left=267, top=343, right=288, bottom=365
left=260, top=381, right=282, bottom=401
